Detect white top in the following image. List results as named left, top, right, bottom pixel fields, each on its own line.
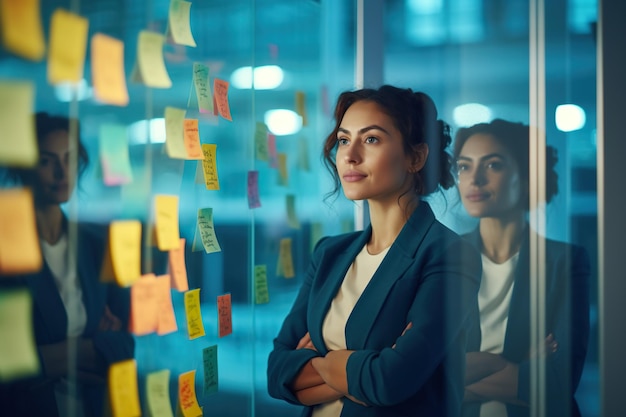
left=478, top=252, right=519, bottom=417
left=312, top=244, right=390, bottom=417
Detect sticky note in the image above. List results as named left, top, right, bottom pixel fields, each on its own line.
left=193, top=62, right=213, bottom=113
left=254, top=265, right=269, bottom=305
left=168, top=238, right=189, bottom=291
left=247, top=171, right=261, bottom=209
left=108, top=359, right=141, bottom=417
left=154, top=195, right=181, bottom=251
left=298, top=136, right=310, bottom=171
left=202, top=345, right=218, bottom=396
left=0, top=289, right=39, bottom=381
left=47, top=9, right=88, bottom=84
left=212, top=78, right=232, bottom=121
left=193, top=207, right=221, bottom=254
left=129, top=274, right=159, bottom=336
left=101, top=220, right=142, bottom=287
left=0, top=0, right=45, bottom=61
left=178, top=370, right=202, bottom=417
left=168, top=0, right=196, bottom=47
left=277, top=237, right=295, bottom=278
left=91, top=33, right=129, bottom=106
left=295, top=90, right=308, bottom=126
left=268, top=133, right=278, bottom=168
left=131, top=30, right=172, bottom=88
left=217, top=293, right=232, bottom=338
left=200, top=144, right=220, bottom=190
left=146, top=369, right=174, bottom=417
left=0, top=81, right=37, bottom=167
left=0, top=188, right=42, bottom=275
left=99, top=123, right=133, bottom=186
left=184, top=119, right=203, bottom=159
left=286, top=194, right=300, bottom=229
left=165, top=107, right=188, bottom=159
left=254, top=122, right=269, bottom=162
left=184, top=288, right=205, bottom=340
left=277, top=153, right=288, bottom=186
left=156, top=274, right=178, bottom=336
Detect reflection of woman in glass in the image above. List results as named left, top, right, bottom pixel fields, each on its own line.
left=453, top=119, right=590, bottom=417
left=267, top=85, right=481, bottom=417
left=2, top=113, right=134, bottom=417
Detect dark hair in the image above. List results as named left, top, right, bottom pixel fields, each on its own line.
left=322, top=85, right=454, bottom=200
left=4, top=112, right=89, bottom=185
left=452, top=118, right=559, bottom=206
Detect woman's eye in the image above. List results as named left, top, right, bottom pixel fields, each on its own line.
left=456, top=163, right=469, bottom=173
left=364, top=136, right=378, bottom=144
left=337, top=138, right=349, bottom=146
left=486, top=161, right=504, bottom=170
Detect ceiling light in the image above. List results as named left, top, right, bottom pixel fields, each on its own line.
left=264, top=109, right=302, bottom=136
left=231, top=65, right=284, bottom=90
left=555, top=104, right=586, bottom=132
left=128, top=118, right=166, bottom=144
left=452, top=103, right=492, bottom=127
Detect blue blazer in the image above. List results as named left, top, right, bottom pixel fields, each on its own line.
left=268, top=202, right=481, bottom=417
left=462, top=228, right=590, bottom=417
left=0, top=223, right=134, bottom=417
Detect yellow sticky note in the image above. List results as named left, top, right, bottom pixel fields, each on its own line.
left=91, top=33, right=129, bottom=106
left=213, top=78, right=232, bottom=121
left=47, top=8, right=88, bottom=84
left=0, top=0, right=45, bottom=61
left=154, top=195, right=181, bottom=251
left=0, top=289, right=40, bottom=381
left=286, top=194, right=300, bottom=229
left=254, top=265, right=269, bottom=304
left=178, top=370, right=202, bottom=417
left=146, top=369, right=174, bottom=417
left=277, top=153, right=288, bottom=186
left=184, top=119, right=203, bottom=160
left=168, top=238, right=189, bottom=292
left=168, top=0, right=196, bottom=47
left=0, top=188, right=42, bottom=275
left=0, top=81, right=38, bottom=167
left=165, top=107, right=188, bottom=159
left=277, top=237, right=295, bottom=279
left=108, top=359, right=141, bottom=417
left=184, top=289, right=205, bottom=340
left=200, top=144, right=220, bottom=190
left=193, top=208, right=221, bottom=254
left=295, top=90, right=308, bottom=126
left=131, top=30, right=172, bottom=88
left=104, top=220, right=141, bottom=287
left=192, top=62, right=213, bottom=113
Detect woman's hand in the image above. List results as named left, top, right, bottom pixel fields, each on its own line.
left=392, top=322, right=413, bottom=349
left=528, top=333, right=558, bottom=359
left=296, top=332, right=317, bottom=351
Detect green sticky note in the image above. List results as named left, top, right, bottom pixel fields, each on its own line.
left=193, top=62, right=213, bottom=113
left=146, top=369, right=174, bottom=417
left=99, top=123, right=133, bottom=186
left=202, top=345, right=218, bottom=396
left=254, top=122, right=269, bottom=162
left=254, top=265, right=269, bottom=304
left=0, top=81, right=37, bottom=167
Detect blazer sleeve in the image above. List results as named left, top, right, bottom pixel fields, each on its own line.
left=266, top=238, right=327, bottom=405
left=345, top=235, right=481, bottom=407
left=516, top=243, right=590, bottom=412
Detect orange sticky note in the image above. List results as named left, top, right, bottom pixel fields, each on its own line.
left=100, top=220, right=141, bottom=287
left=155, top=274, right=177, bottom=336
left=91, top=33, right=129, bottom=106
left=213, top=78, right=232, bottom=121
left=178, top=370, right=202, bottom=417
left=200, top=144, right=220, bottom=190
left=184, top=119, right=203, bottom=159
left=217, top=293, right=232, bottom=338
left=108, top=359, right=141, bottom=417
left=154, top=195, right=181, bottom=251
left=129, top=274, right=159, bottom=336
left=0, top=188, right=42, bottom=275
left=0, top=0, right=46, bottom=61
left=168, top=238, right=189, bottom=292
left=184, top=289, right=205, bottom=340
left=47, top=8, right=89, bottom=84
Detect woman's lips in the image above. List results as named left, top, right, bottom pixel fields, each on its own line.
left=465, top=192, right=489, bottom=202
left=342, top=170, right=366, bottom=182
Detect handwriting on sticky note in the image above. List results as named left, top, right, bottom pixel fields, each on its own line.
left=178, top=370, right=203, bottom=417
left=196, top=207, right=221, bottom=254
left=254, top=122, right=269, bottom=162
left=213, top=78, right=232, bottom=121
left=155, top=275, right=177, bottom=335
left=155, top=195, right=181, bottom=251
left=108, top=359, right=141, bottom=417
left=91, top=33, right=129, bottom=106
left=99, top=123, right=133, bottom=186
left=247, top=171, right=261, bottom=209
left=193, top=62, right=213, bottom=113
left=202, top=345, right=218, bottom=396
left=168, top=238, right=189, bottom=291
left=110, top=220, right=141, bottom=287
left=201, top=144, right=220, bottom=190
left=165, top=107, right=188, bottom=159
left=0, top=81, right=37, bottom=167
left=146, top=369, right=174, bottom=417
left=0, top=289, right=40, bottom=381
left=0, top=188, right=42, bottom=275
left=130, top=274, right=159, bottom=336
left=217, top=293, right=232, bottom=338
left=0, top=0, right=46, bottom=61
left=254, top=265, right=270, bottom=305
left=286, top=194, right=300, bottom=229
left=277, top=153, right=288, bottom=186
left=184, top=119, right=203, bottom=159
left=184, top=289, right=205, bottom=340
left=132, top=30, right=172, bottom=88
left=168, top=0, right=196, bottom=47
left=278, top=238, right=295, bottom=278
left=47, top=8, right=88, bottom=84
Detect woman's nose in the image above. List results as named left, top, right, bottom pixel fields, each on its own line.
left=471, top=167, right=486, bottom=185
left=343, top=143, right=361, bottom=164
left=53, top=161, right=67, bottom=180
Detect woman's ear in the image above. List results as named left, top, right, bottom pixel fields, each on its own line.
left=408, top=143, right=429, bottom=173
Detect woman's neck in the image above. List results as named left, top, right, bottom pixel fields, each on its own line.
left=366, top=196, right=418, bottom=254
left=36, top=204, right=66, bottom=245
left=479, top=212, right=526, bottom=264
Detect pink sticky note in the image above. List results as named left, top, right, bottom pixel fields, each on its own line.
left=247, top=171, right=261, bottom=209
left=212, top=78, right=232, bottom=121
left=268, top=133, right=278, bottom=168
left=217, top=293, right=232, bottom=338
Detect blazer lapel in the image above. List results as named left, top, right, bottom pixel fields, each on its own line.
left=26, top=262, right=68, bottom=342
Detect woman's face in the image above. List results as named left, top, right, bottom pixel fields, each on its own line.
left=335, top=100, right=417, bottom=203
left=29, top=130, right=74, bottom=205
left=456, top=133, right=525, bottom=218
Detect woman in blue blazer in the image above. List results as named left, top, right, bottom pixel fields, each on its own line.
left=453, top=119, right=590, bottom=417
left=0, top=113, right=134, bottom=417
left=267, top=86, right=481, bottom=417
